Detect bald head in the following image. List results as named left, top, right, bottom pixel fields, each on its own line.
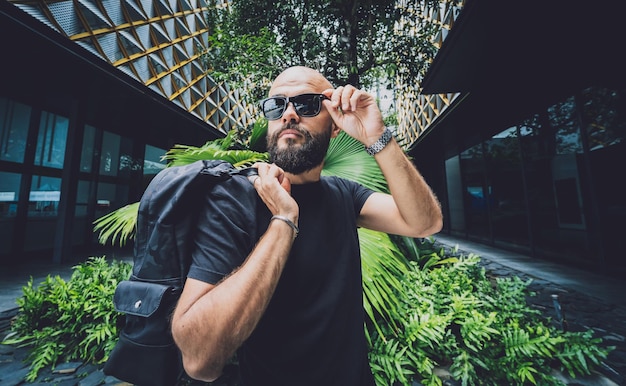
left=269, top=66, right=333, bottom=96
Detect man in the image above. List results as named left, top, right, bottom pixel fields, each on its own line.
left=171, top=66, right=442, bottom=385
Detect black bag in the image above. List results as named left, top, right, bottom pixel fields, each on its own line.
left=103, top=159, right=257, bottom=386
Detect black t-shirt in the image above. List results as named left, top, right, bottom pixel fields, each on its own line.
left=188, top=174, right=375, bottom=386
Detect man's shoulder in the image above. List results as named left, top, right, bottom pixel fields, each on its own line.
left=320, top=175, right=368, bottom=191
left=320, top=174, right=353, bottom=186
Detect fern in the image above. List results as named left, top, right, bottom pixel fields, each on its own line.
left=368, top=245, right=613, bottom=386
left=26, top=335, right=64, bottom=382
left=448, top=351, right=478, bottom=386
left=556, top=329, right=612, bottom=378
left=503, top=325, right=561, bottom=359
left=369, top=337, right=417, bottom=386
left=2, top=257, right=132, bottom=381
left=459, top=310, right=499, bottom=352
left=403, top=312, right=449, bottom=351
left=514, top=361, right=540, bottom=385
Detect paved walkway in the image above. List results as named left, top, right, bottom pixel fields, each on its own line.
left=1, top=235, right=625, bottom=385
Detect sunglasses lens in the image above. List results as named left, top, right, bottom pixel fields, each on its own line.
left=292, top=94, right=321, bottom=117
left=262, top=97, right=286, bottom=120
left=261, top=94, right=325, bottom=120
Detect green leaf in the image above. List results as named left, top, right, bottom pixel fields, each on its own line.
left=93, top=202, right=139, bottom=246
left=323, top=131, right=388, bottom=193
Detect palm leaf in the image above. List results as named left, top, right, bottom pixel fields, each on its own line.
left=322, top=131, right=389, bottom=193
left=162, top=134, right=269, bottom=168
left=247, top=117, right=268, bottom=152
left=93, top=202, right=139, bottom=246
left=360, top=228, right=408, bottom=337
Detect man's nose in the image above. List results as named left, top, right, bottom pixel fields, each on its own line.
left=282, top=102, right=299, bottom=122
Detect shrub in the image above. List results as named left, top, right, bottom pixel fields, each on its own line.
left=2, top=256, right=131, bottom=382
left=367, top=241, right=614, bottom=386
left=2, top=245, right=613, bottom=385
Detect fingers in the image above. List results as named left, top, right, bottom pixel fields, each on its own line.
left=246, top=165, right=299, bottom=229
left=248, top=174, right=260, bottom=186
left=326, top=85, right=369, bottom=112
left=248, top=163, right=294, bottom=204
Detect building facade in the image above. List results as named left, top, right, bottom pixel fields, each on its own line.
left=0, top=0, right=247, bottom=264
left=404, top=0, right=626, bottom=277
left=3, top=0, right=625, bottom=281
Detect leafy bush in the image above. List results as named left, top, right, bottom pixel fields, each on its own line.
left=367, top=240, right=614, bottom=386
left=2, top=257, right=131, bottom=382
left=1, top=244, right=612, bottom=385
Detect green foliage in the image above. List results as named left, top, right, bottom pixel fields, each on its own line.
left=367, top=241, right=614, bottom=385
left=204, top=6, right=286, bottom=102
left=359, top=228, right=409, bottom=338
left=323, top=130, right=389, bottom=193
left=2, top=257, right=132, bottom=381
left=93, top=202, right=138, bottom=246
left=246, top=117, right=269, bottom=153
left=162, top=129, right=269, bottom=168
left=204, top=0, right=456, bottom=90
left=383, top=110, right=398, bottom=128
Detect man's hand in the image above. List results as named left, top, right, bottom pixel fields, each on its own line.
left=323, top=85, right=386, bottom=147
left=249, top=162, right=299, bottom=225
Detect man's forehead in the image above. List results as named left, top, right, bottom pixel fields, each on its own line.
left=270, top=84, right=318, bottom=97
left=270, top=78, right=319, bottom=95
left=269, top=67, right=331, bottom=95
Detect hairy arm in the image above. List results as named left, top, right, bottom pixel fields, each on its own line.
left=324, top=85, right=443, bottom=238
left=171, top=163, right=298, bottom=382
left=357, top=138, right=443, bottom=237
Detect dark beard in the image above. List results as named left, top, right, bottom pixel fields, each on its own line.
left=267, top=124, right=331, bottom=175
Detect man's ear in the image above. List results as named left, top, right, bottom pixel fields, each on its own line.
left=330, top=123, right=341, bottom=138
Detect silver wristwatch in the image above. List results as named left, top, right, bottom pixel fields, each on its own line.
left=365, top=128, right=393, bottom=156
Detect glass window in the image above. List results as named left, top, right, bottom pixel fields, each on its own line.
left=34, top=111, right=69, bottom=169
left=485, top=126, right=529, bottom=247
left=445, top=155, right=465, bottom=234
left=96, top=182, right=115, bottom=218
left=580, top=87, right=626, bottom=270
left=118, top=136, right=138, bottom=178
left=581, top=87, right=626, bottom=151
left=520, top=108, right=589, bottom=263
left=546, top=96, right=582, bottom=155
left=95, top=183, right=129, bottom=222
left=0, top=97, right=31, bottom=163
left=28, top=175, right=62, bottom=217
left=460, top=143, right=490, bottom=241
left=80, top=124, right=97, bottom=172
left=0, top=171, right=21, bottom=218
left=100, top=131, right=121, bottom=176
left=75, top=180, right=92, bottom=216
left=144, top=144, right=167, bottom=176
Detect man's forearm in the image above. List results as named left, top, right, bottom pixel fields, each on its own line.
left=172, top=219, right=295, bottom=381
left=374, top=138, right=443, bottom=236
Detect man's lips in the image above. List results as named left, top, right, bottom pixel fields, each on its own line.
left=279, top=129, right=303, bottom=139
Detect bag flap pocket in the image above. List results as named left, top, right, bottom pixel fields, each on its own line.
left=113, top=280, right=179, bottom=317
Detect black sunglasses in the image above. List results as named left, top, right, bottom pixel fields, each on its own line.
left=260, top=93, right=329, bottom=120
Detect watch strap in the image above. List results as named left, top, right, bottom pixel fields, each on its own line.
left=365, top=128, right=393, bottom=156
